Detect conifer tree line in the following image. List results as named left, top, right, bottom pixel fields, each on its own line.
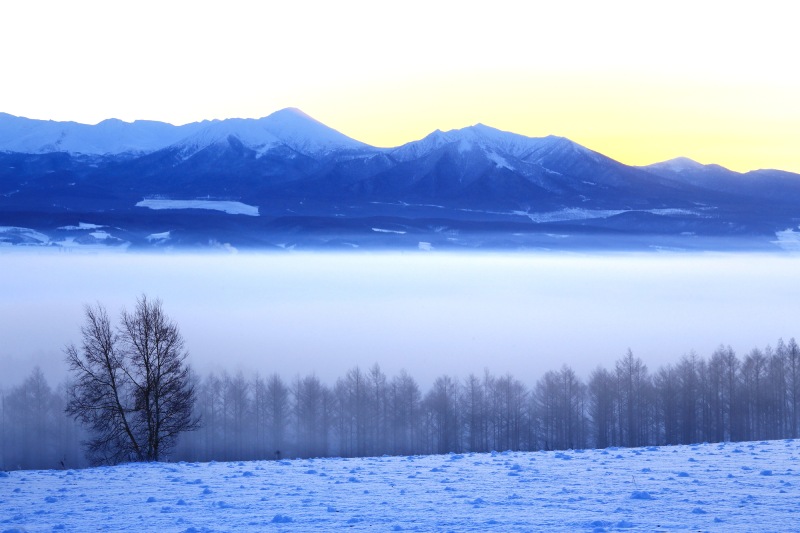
left=2, top=338, right=799, bottom=470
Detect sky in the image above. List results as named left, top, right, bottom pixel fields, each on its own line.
left=1, top=0, right=799, bottom=173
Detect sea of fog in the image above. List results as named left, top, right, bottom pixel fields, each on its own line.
left=2, top=250, right=800, bottom=389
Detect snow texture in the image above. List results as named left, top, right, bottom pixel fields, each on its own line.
left=0, top=108, right=367, bottom=158
left=0, top=113, right=199, bottom=156
left=0, top=226, right=50, bottom=245
left=2, top=440, right=798, bottom=531
left=57, top=223, right=105, bottom=231
left=371, top=228, right=407, bottom=234
left=146, top=231, right=172, bottom=243
left=773, top=226, right=800, bottom=251
left=390, top=124, right=584, bottom=163
left=136, top=199, right=260, bottom=216
left=645, top=157, right=708, bottom=173
left=511, top=208, right=701, bottom=223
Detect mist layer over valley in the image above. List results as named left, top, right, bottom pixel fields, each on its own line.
left=4, top=249, right=800, bottom=521
left=2, top=251, right=799, bottom=389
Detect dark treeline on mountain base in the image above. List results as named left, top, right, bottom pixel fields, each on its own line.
left=2, top=338, right=799, bottom=470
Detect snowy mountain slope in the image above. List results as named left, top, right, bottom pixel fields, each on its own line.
left=642, top=157, right=742, bottom=189
left=389, top=124, right=601, bottom=175
left=259, top=107, right=371, bottom=155
left=643, top=158, right=800, bottom=204
left=3, top=440, right=798, bottom=531
left=389, top=124, right=547, bottom=161
left=378, top=124, right=705, bottom=210
left=170, top=108, right=372, bottom=160
left=0, top=108, right=370, bottom=158
left=0, top=112, right=200, bottom=156
left=646, top=156, right=717, bottom=174
left=2, top=108, right=800, bottom=250
left=168, top=118, right=284, bottom=160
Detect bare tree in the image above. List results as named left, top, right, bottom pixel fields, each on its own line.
left=265, top=373, right=290, bottom=457
left=534, top=370, right=560, bottom=450
left=222, top=371, right=250, bottom=459
left=677, top=352, right=700, bottom=444
left=615, top=349, right=649, bottom=447
left=588, top=366, right=617, bottom=449
left=3, top=368, right=60, bottom=469
left=740, top=348, right=768, bottom=440
left=367, top=364, right=388, bottom=456
left=334, top=366, right=368, bottom=457
left=424, top=375, right=460, bottom=454
left=65, top=296, right=198, bottom=465
left=462, top=373, right=487, bottom=452
left=788, top=338, right=800, bottom=438
left=654, top=364, right=679, bottom=445
left=196, top=371, right=224, bottom=460
left=494, top=373, right=527, bottom=451
left=388, top=370, right=420, bottom=455
left=293, top=374, right=330, bottom=458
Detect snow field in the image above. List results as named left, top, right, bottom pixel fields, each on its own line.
left=135, top=199, right=260, bottom=216
left=1, top=439, right=798, bottom=532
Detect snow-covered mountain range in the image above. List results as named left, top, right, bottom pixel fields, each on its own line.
left=0, top=108, right=366, bottom=157
left=1, top=108, right=799, bottom=251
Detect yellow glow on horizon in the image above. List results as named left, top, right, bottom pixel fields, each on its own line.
left=306, top=69, right=800, bottom=173
left=2, top=0, right=799, bottom=174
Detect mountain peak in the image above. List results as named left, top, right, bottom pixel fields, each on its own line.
left=391, top=122, right=598, bottom=164
left=258, top=108, right=370, bottom=155
left=395, top=123, right=531, bottom=156
left=644, top=157, right=738, bottom=176
left=97, top=118, right=127, bottom=126
left=646, top=156, right=707, bottom=173
left=169, top=109, right=371, bottom=159
left=267, top=107, right=314, bottom=120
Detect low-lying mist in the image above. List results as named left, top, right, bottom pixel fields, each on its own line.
left=2, top=250, right=799, bottom=389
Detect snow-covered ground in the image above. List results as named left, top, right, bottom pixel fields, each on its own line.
left=2, top=440, right=798, bottom=531
left=774, top=226, right=800, bottom=252
left=136, top=199, right=260, bottom=216
left=510, top=207, right=702, bottom=224
left=0, top=226, right=50, bottom=245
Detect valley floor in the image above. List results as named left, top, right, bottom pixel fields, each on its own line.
left=1, top=440, right=798, bottom=532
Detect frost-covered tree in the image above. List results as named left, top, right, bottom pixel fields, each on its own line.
left=424, top=375, right=460, bottom=454
left=65, top=296, right=198, bottom=465
left=654, top=363, right=679, bottom=445
left=387, top=370, right=421, bottom=455
left=367, top=364, right=389, bottom=456
left=788, top=338, right=800, bottom=437
left=615, top=349, right=649, bottom=447
left=462, top=373, right=487, bottom=452
left=293, top=374, right=331, bottom=458
left=334, top=366, right=366, bottom=457
left=265, top=373, right=290, bottom=457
